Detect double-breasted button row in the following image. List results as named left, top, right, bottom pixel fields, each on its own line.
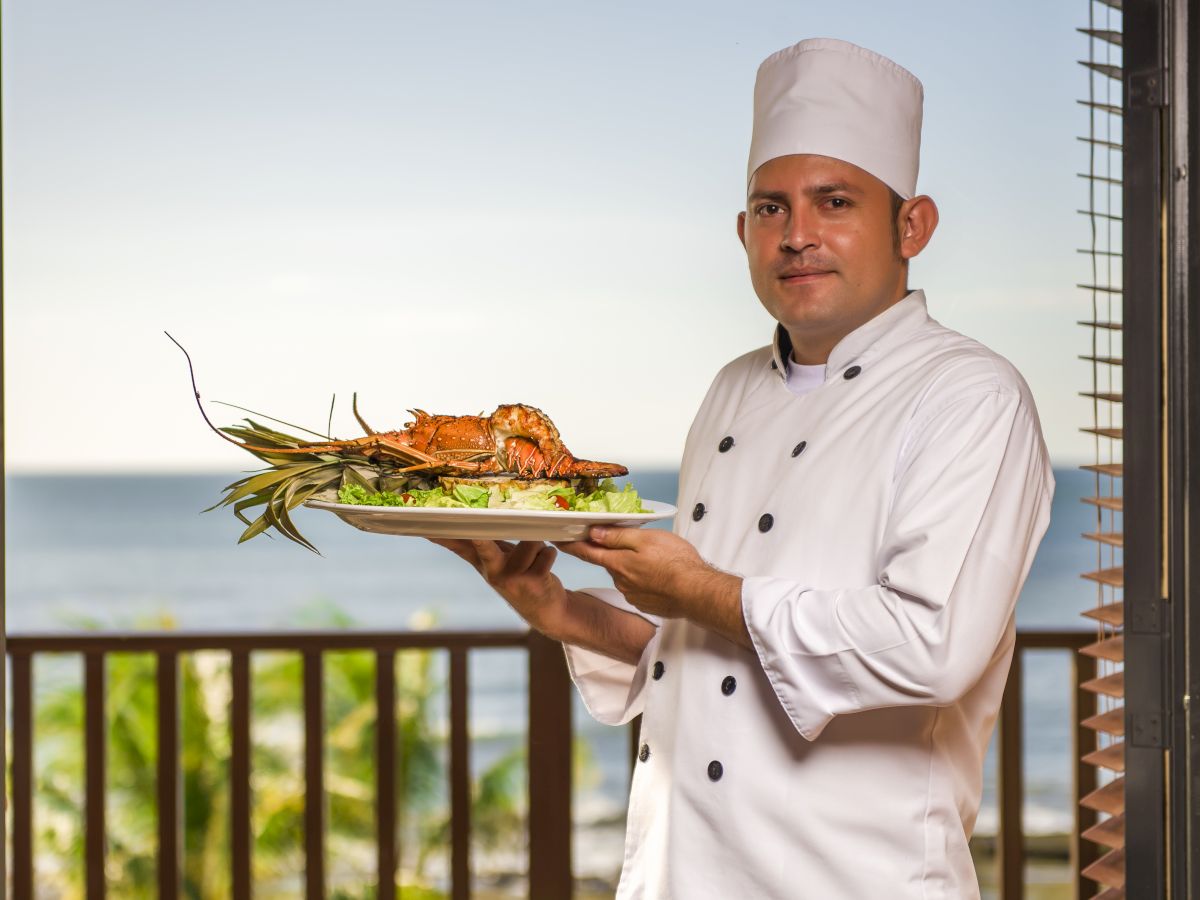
left=771, top=358, right=863, bottom=378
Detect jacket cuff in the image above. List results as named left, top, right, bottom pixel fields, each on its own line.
left=741, top=575, right=851, bottom=741
left=562, top=587, right=661, bottom=726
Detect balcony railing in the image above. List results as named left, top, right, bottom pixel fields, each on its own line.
left=6, top=627, right=1096, bottom=899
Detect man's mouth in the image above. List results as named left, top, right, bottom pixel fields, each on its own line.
left=778, top=268, right=834, bottom=283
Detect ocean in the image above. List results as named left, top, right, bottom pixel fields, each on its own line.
left=5, top=466, right=1101, bottom=880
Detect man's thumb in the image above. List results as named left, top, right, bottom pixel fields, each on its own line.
left=588, top=526, right=633, bottom=548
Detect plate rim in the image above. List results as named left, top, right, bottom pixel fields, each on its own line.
left=304, top=497, right=676, bottom=522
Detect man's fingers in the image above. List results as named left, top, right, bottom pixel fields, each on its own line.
left=507, top=540, right=544, bottom=573
left=471, top=539, right=507, bottom=577
left=529, top=544, right=557, bottom=576
left=587, top=525, right=641, bottom=549
left=428, top=537, right=480, bottom=567
left=554, top=539, right=612, bottom=567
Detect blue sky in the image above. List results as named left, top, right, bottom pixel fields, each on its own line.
left=3, top=0, right=1120, bottom=470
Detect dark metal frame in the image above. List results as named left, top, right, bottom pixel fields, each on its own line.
left=1124, top=0, right=1200, bottom=896
left=1122, top=2, right=1169, bottom=899
left=1166, top=0, right=1199, bottom=895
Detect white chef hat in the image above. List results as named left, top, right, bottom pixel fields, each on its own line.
left=747, top=38, right=924, bottom=199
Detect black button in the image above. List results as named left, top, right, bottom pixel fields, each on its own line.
left=692, top=502, right=706, bottom=522
left=707, top=760, right=724, bottom=781
left=721, top=676, right=737, bottom=696
left=843, top=365, right=862, bottom=380
left=758, top=513, right=774, bottom=532
left=770, top=360, right=778, bottom=370
left=791, top=440, right=807, bottom=458
left=718, top=435, right=734, bottom=453
left=639, top=743, right=650, bottom=763
left=653, top=661, right=665, bottom=680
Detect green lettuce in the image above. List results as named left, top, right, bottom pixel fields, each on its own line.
left=337, top=478, right=651, bottom=513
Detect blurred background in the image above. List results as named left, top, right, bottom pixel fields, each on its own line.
left=4, top=1, right=1107, bottom=897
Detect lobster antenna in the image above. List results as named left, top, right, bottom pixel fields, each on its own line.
left=352, top=392, right=375, bottom=435
left=326, top=394, right=336, bottom=440
left=165, top=331, right=262, bottom=448
left=165, top=332, right=331, bottom=441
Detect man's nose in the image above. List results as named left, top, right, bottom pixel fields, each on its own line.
left=780, top=209, right=818, bottom=253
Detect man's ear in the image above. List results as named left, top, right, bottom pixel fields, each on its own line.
left=736, top=210, right=747, bottom=248
left=899, top=196, right=939, bottom=262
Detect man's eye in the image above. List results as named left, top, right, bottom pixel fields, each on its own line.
left=826, top=197, right=850, bottom=209
left=756, top=203, right=782, bottom=215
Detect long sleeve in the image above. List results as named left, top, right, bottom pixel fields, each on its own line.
left=741, top=387, right=1055, bottom=741
left=562, top=588, right=662, bottom=726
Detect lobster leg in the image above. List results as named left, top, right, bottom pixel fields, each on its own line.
left=361, top=435, right=488, bottom=473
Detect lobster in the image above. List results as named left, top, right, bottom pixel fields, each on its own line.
left=168, top=333, right=628, bottom=551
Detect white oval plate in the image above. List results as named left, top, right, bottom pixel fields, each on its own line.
left=304, top=498, right=676, bottom=542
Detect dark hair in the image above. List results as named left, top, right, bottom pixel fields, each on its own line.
left=889, top=188, right=905, bottom=257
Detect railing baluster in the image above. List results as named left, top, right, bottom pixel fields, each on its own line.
left=449, top=648, right=470, bottom=900
left=528, top=632, right=573, bottom=898
left=304, top=651, right=325, bottom=900
left=231, top=650, right=252, bottom=900
left=12, top=651, right=35, bottom=898
left=998, top=644, right=1024, bottom=900
left=85, top=651, right=107, bottom=900
left=376, top=650, right=397, bottom=900
left=157, top=652, right=181, bottom=899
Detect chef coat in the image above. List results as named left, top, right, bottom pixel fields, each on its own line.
left=563, top=288, right=1055, bottom=899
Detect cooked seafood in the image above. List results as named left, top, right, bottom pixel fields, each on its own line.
left=168, top=333, right=628, bottom=552
left=247, top=401, right=628, bottom=480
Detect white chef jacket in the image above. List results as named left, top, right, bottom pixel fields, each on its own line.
left=564, top=288, right=1055, bottom=899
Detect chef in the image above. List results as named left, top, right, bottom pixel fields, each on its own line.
left=433, top=37, right=1054, bottom=899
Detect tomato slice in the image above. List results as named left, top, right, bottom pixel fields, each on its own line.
left=401, top=493, right=413, bottom=504
left=553, top=495, right=569, bottom=510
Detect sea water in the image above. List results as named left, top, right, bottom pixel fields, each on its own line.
left=4, top=466, right=1101, bottom=876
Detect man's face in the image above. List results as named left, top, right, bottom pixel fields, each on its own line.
left=737, top=154, right=909, bottom=358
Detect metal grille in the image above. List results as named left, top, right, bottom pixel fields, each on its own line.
left=1077, top=1, right=1126, bottom=897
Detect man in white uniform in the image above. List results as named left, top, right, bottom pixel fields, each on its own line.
left=434, top=37, right=1054, bottom=898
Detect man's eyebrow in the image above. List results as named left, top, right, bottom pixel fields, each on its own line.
left=747, top=182, right=863, bottom=203
left=808, top=181, right=862, bottom=196
left=747, top=190, right=789, bottom=203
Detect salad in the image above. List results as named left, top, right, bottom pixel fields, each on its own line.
left=337, top=478, right=651, bottom=513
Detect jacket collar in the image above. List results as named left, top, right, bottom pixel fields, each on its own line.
left=769, top=288, right=931, bottom=383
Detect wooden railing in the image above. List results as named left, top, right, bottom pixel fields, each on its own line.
left=996, top=629, right=1099, bottom=900
left=7, top=627, right=1097, bottom=900
left=6, top=628, right=573, bottom=900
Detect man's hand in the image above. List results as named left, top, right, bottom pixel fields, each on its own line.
left=428, top=539, right=566, bottom=633
left=427, top=538, right=657, bottom=664
left=555, top=527, right=751, bottom=650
